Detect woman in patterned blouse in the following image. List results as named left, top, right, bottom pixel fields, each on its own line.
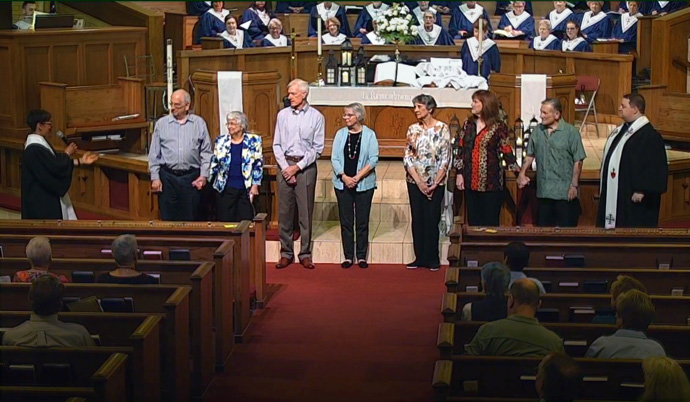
left=209, top=111, right=264, bottom=222
left=403, top=94, right=451, bottom=272
left=454, top=90, right=519, bottom=226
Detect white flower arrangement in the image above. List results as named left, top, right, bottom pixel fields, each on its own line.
left=374, top=3, right=418, bottom=44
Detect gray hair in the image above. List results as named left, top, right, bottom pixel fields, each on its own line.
left=345, top=103, right=366, bottom=123
left=268, top=18, right=283, bottom=29
left=541, top=98, right=563, bottom=115
left=26, top=236, right=52, bottom=268
left=172, top=89, right=191, bottom=105
left=112, top=234, right=138, bottom=268
left=226, top=111, right=248, bottom=131
left=288, top=78, right=309, bottom=96
left=412, top=94, right=437, bottom=113
left=423, top=10, right=435, bottom=19
left=538, top=19, right=552, bottom=30
left=480, top=262, right=511, bottom=297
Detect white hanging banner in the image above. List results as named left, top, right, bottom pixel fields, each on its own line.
left=520, top=74, right=547, bottom=127
left=217, top=71, right=243, bottom=136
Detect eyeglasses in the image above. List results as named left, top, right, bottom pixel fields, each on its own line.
left=41, top=121, right=53, bottom=126
left=342, top=114, right=357, bottom=119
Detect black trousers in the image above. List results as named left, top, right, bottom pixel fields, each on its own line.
left=335, top=188, right=375, bottom=261
left=216, top=186, right=254, bottom=222
left=159, top=168, right=201, bottom=221
left=465, top=189, right=504, bottom=226
left=408, top=183, right=444, bottom=267
left=537, top=198, right=581, bottom=227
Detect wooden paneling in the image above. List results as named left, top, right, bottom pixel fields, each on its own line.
left=651, top=8, right=690, bottom=91
left=84, top=43, right=111, bottom=85
left=23, top=46, right=51, bottom=113
left=0, top=46, right=12, bottom=119
left=639, top=85, right=690, bottom=143
left=52, top=45, right=80, bottom=85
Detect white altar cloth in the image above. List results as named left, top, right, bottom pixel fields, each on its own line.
left=307, top=86, right=475, bottom=108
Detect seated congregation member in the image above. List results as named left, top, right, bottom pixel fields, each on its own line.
left=2, top=275, right=95, bottom=347
left=449, top=1, right=493, bottom=39
left=14, top=237, right=68, bottom=284
left=504, top=241, right=546, bottom=294
left=15, top=1, right=36, bottom=30
left=196, top=1, right=229, bottom=44
left=496, top=1, right=535, bottom=40
left=97, top=235, right=158, bottom=285
left=241, top=1, right=275, bottom=41
left=353, top=1, right=389, bottom=38
left=460, top=20, right=501, bottom=79
left=275, top=1, right=315, bottom=14
left=260, top=18, right=291, bottom=47
left=453, top=90, right=515, bottom=226
left=650, top=0, right=687, bottom=16
left=309, top=2, right=351, bottom=38
left=641, top=357, right=690, bottom=402
left=530, top=19, right=561, bottom=50
left=495, top=1, right=533, bottom=16
left=561, top=21, right=592, bottom=53
left=220, top=15, right=254, bottom=49
left=413, top=10, right=455, bottom=46
left=547, top=1, right=574, bottom=39
left=331, top=103, right=379, bottom=269
left=465, top=279, right=564, bottom=357
left=210, top=112, right=263, bottom=222
left=403, top=95, right=450, bottom=272
left=321, top=17, right=348, bottom=45
left=611, top=1, right=642, bottom=54
left=461, top=262, right=510, bottom=322
left=585, top=289, right=666, bottom=359
left=410, top=1, right=442, bottom=26
left=592, top=274, right=648, bottom=324
left=536, top=353, right=583, bottom=402
left=518, top=98, right=586, bottom=227
left=361, top=20, right=387, bottom=45
left=575, top=1, right=611, bottom=43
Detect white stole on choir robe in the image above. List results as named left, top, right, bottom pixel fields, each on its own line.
left=532, top=34, right=558, bottom=50
left=365, top=31, right=386, bottom=45
left=265, top=34, right=288, bottom=47
left=207, top=8, right=230, bottom=23
left=466, top=37, right=496, bottom=61
left=620, top=12, right=640, bottom=33
left=24, top=134, right=78, bottom=220
left=317, top=2, right=340, bottom=21
left=506, top=11, right=530, bottom=29
left=322, top=32, right=347, bottom=45
left=460, top=4, right=484, bottom=24
left=657, top=1, right=670, bottom=8
left=417, top=24, right=443, bottom=46
left=220, top=30, right=246, bottom=48
left=562, top=37, right=586, bottom=51
left=601, top=115, right=650, bottom=229
left=366, top=3, right=389, bottom=20
left=580, top=10, right=607, bottom=31
left=548, top=8, right=572, bottom=29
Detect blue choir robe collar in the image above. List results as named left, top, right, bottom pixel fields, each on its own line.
left=466, top=36, right=496, bottom=61
left=322, top=32, right=347, bottom=44
left=548, top=8, right=572, bottom=29
left=506, top=10, right=531, bottom=29
left=620, top=12, right=641, bottom=33
left=366, top=3, right=389, bottom=19
left=562, top=37, right=586, bottom=51
left=265, top=34, right=288, bottom=46
left=532, top=34, right=558, bottom=50
left=413, top=6, right=436, bottom=25
left=249, top=7, right=271, bottom=26
left=459, top=3, right=485, bottom=24
left=580, top=10, right=607, bottom=31
left=220, top=30, right=246, bottom=48
left=418, top=24, right=443, bottom=45
left=207, top=8, right=230, bottom=23
left=366, top=31, right=386, bottom=45
left=317, top=2, right=340, bottom=21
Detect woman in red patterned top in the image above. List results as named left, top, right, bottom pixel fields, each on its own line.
left=453, top=90, right=519, bottom=226
left=13, top=237, right=68, bottom=284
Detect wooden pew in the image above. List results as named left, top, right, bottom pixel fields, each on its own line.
left=0, top=283, right=190, bottom=402
left=0, top=349, right=128, bottom=402
left=432, top=355, right=690, bottom=401
left=445, top=267, right=690, bottom=295
left=437, top=322, right=690, bottom=360
left=442, top=292, right=690, bottom=325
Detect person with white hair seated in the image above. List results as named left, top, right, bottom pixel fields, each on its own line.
left=220, top=15, right=254, bottom=49
left=460, top=19, right=501, bottom=79
left=97, top=235, right=158, bottom=284
left=461, top=262, right=511, bottom=322
left=353, top=1, right=389, bottom=38
left=412, top=10, right=454, bottom=46
left=240, top=1, right=275, bottom=41
left=13, top=237, right=68, bottom=284
left=321, top=17, right=348, bottom=45
left=530, top=20, right=561, bottom=51
left=409, top=1, right=442, bottom=26
left=449, top=1, right=493, bottom=39
left=309, top=2, right=351, bottom=37
left=196, top=1, right=230, bottom=44
left=496, top=1, right=535, bottom=40
left=574, top=1, right=611, bottom=43
left=260, top=18, right=291, bottom=47
left=547, top=1, right=574, bottom=39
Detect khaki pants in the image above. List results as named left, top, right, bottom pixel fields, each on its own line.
left=277, top=161, right=317, bottom=260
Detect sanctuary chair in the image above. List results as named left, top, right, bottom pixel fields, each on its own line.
left=575, top=75, right=601, bottom=137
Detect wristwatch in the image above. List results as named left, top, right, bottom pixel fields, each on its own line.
left=336, top=172, right=344, bottom=180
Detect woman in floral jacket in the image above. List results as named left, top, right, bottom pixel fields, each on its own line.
left=209, top=111, right=263, bottom=221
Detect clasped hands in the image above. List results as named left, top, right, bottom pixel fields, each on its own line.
left=418, top=180, right=439, bottom=200
left=341, top=174, right=360, bottom=189
left=282, top=165, right=301, bottom=185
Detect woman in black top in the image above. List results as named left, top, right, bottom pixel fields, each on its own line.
left=96, top=234, right=158, bottom=285
left=461, top=262, right=510, bottom=321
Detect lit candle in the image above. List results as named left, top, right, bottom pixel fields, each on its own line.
left=343, top=70, right=349, bottom=83
left=317, top=20, right=322, bottom=56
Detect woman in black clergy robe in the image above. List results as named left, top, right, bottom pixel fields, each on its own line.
left=21, top=109, right=98, bottom=220
left=596, top=95, right=667, bottom=229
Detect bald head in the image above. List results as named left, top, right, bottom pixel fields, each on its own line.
left=171, top=89, right=191, bottom=120
left=508, top=278, right=541, bottom=316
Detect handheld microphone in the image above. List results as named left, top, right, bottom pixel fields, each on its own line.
left=56, top=130, right=69, bottom=145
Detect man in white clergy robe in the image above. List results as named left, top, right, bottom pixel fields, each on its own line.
left=449, top=1, right=493, bottom=39
left=411, top=1, right=442, bottom=26
left=413, top=10, right=454, bottom=46
left=596, top=94, right=668, bottom=229
left=15, top=1, right=36, bottom=30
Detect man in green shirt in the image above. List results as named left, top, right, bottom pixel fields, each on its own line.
left=465, top=279, right=564, bottom=357
left=518, top=98, right=586, bottom=227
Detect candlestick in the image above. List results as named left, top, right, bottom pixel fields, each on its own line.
left=317, top=19, right=322, bottom=56
left=166, top=39, right=173, bottom=114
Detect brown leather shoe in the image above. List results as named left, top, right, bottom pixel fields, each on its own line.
left=300, top=257, right=315, bottom=270
left=275, top=257, right=292, bottom=269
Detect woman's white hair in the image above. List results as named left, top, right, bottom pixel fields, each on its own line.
left=226, top=111, right=249, bottom=131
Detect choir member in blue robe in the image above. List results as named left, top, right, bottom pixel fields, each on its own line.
left=240, top=2, right=275, bottom=41
left=430, top=1, right=452, bottom=14
left=195, top=1, right=230, bottom=44
left=353, top=2, right=389, bottom=38
left=530, top=20, right=561, bottom=50
left=309, top=2, right=351, bottom=37
left=495, top=1, right=533, bottom=16
left=275, top=2, right=315, bottom=14
left=220, top=15, right=255, bottom=49
left=561, top=20, right=592, bottom=52
left=618, top=0, right=652, bottom=15
left=409, top=1, right=443, bottom=26
left=260, top=18, right=291, bottom=47
left=361, top=20, right=388, bottom=45
left=611, top=1, right=641, bottom=54
left=547, top=1, right=575, bottom=39
left=321, top=16, right=348, bottom=45
left=449, top=1, right=493, bottom=39
left=650, top=0, right=687, bottom=15
left=413, top=10, right=455, bottom=46
left=497, top=1, right=535, bottom=40
left=575, top=1, right=611, bottom=43
left=187, top=1, right=211, bottom=16
left=461, top=19, right=501, bottom=79
left=572, top=1, right=609, bottom=11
